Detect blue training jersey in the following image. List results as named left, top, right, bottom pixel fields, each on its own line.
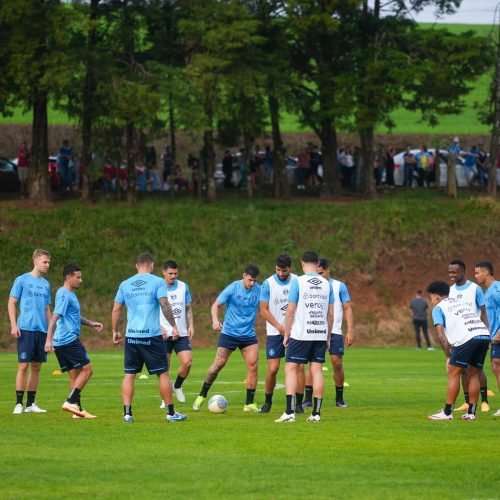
left=10, top=273, right=51, bottom=333
left=218, top=280, right=261, bottom=338
left=53, top=287, right=81, bottom=346
left=485, top=280, right=500, bottom=340
left=114, top=273, right=168, bottom=338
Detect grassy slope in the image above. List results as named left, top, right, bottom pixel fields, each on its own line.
left=0, top=348, right=498, bottom=499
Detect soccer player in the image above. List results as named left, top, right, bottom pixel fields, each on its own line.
left=159, top=260, right=194, bottom=405
left=317, top=257, right=354, bottom=408
left=45, top=264, right=103, bottom=418
left=427, top=280, right=490, bottom=421
left=112, top=253, right=187, bottom=423
left=259, top=254, right=297, bottom=413
left=275, top=251, right=334, bottom=423
left=8, top=249, right=52, bottom=414
left=474, top=261, right=500, bottom=417
left=192, top=264, right=261, bottom=412
left=448, top=259, right=491, bottom=412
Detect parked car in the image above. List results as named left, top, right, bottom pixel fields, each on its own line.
left=0, top=157, right=21, bottom=192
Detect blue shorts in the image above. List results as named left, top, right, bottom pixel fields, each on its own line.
left=449, top=336, right=490, bottom=369
left=266, top=335, right=285, bottom=359
left=125, top=336, right=168, bottom=375
left=17, top=330, right=47, bottom=363
left=164, top=336, right=192, bottom=355
left=329, top=335, right=344, bottom=356
left=54, top=339, right=90, bottom=372
left=217, top=334, right=258, bottom=351
left=491, top=343, right=500, bottom=360
left=286, top=338, right=326, bottom=364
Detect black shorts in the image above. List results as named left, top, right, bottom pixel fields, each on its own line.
left=217, top=334, right=258, bottom=351
left=328, top=335, right=345, bottom=356
left=449, top=336, right=490, bottom=369
left=18, top=330, right=47, bottom=363
left=164, top=336, right=192, bottom=355
left=286, top=338, right=326, bottom=364
left=54, top=339, right=90, bottom=372
left=266, top=335, right=285, bottom=359
left=125, top=336, right=168, bottom=375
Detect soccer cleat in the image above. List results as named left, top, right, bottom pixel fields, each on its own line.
left=123, top=414, right=134, bottom=424
left=24, top=403, right=47, bottom=413
left=428, top=410, right=453, bottom=420
left=275, top=412, right=295, bottom=423
left=259, top=402, right=272, bottom=413
left=481, top=402, right=490, bottom=412
left=427, top=347, right=435, bottom=351
left=336, top=401, right=348, bottom=408
left=295, top=405, right=305, bottom=414
left=243, top=403, right=260, bottom=413
left=62, top=401, right=85, bottom=417
left=160, top=400, right=166, bottom=409
left=166, top=411, right=188, bottom=422
left=301, top=400, right=312, bottom=408
left=192, top=395, right=205, bottom=411
left=461, top=413, right=476, bottom=421
left=492, top=409, right=500, bottom=417
left=73, top=410, right=97, bottom=419
left=172, top=384, right=186, bottom=403
left=453, top=402, right=468, bottom=412
left=307, top=414, right=321, bottom=423
left=13, top=404, right=23, bottom=415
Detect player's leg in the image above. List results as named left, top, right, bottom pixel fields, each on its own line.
left=241, top=342, right=259, bottom=411
left=14, top=362, right=29, bottom=413
left=158, top=370, right=187, bottom=422
left=308, top=361, right=324, bottom=421
left=122, top=373, right=136, bottom=422
left=172, top=339, right=192, bottom=403
left=454, top=369, right=470, bottom=412
left=295, top=364, right=305, bottom=413
left=24, top=332, right=48, bottom=411
left=479, top=369, right=489, bottom=411
left=160, top=345, right=173, bottom=408
left=302, top=364, right=313, bottom=407
left=491, top=345, right=500, bottom=416
left=330, top=335, right=347, bottom=407
left=261, top=335, right=284, bottom=413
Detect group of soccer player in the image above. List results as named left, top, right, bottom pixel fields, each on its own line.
left=8, top=249, right=499, bottom=423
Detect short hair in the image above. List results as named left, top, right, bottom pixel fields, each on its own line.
left=318, top=257, right=329, bottom=269
left=244, top=263, right=260, bottom=278
left=475, top=261, right=494, bottom=275
left=449, top=259, right=466, bottom=271
left=302, top=251, right=319, bottom=264
left=427, top=280, right=449, bottom=297
left=63, top=263, right=81, bottom=279
left=162, top=260, right=178, bottom=270
left=33, top=249, right=51, bottom=259
left=416, top=289, right=423, bottom=295
left=275, top=254, right=292, bottom=268
left=136, top=252, right=154, bottom=265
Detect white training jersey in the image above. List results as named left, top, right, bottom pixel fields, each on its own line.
left=159, top=280, right=188, bottom=337
left=449, top=281, right=481, bottom=316
left=265, top=273, right=297, bottom=336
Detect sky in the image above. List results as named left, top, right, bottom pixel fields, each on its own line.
left=408, top=0, right=500, bottom=24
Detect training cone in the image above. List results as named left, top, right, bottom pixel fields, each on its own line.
left=344, top=382, right=350, bottom=387
left=52, top=370, right=62, bottom=376
left=487, top=390, right=495, bottom=397
left=139, top=374, right=149, bottom=380
left=322, top=367, right=329, bottom=371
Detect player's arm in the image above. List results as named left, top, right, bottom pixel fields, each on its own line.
left=327, top=303, right=334, bottom=344
left=81, top=316, right=103, bottom=332
left=186, top=303, right=195, bottom=340
left=284, top=302, right=297, bottom=346
left=159, top=297, right=179, bottom=338
left=211, top=300, right=223, bottom=331
left=45, top=313, right=61, bottom=352
left=435, top=325, right=451, bottom=358
left=479, top=305, right=490, bottom=332
left=8, top=296, right=20, bottom=338
left=111, top=301, right=123, bottom=344
left=259, top=301, right=285, bottom=334
left=45, top=305, right=51, bottom=330
left=343, top=301, right=354, bottom=346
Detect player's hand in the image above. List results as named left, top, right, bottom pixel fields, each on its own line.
left=283, top=335, right=290, bottom=347
left=345, top=332, right=354, bottom=347
left=44, top=341, right=54, bottom=352
left=11, top=326, right=21, bottom=338
left=278, top=325, right=285, bottom=335
left=188, top=327, right=195, bottom=340
left=113, top=331, right=122, bottom=345
left=171, top=326, right=180, bottom=340
left=212, top=320, right=222, bottom=331
left=91, top=322, right=103, bottom=332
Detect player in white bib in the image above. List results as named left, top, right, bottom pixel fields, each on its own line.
left=159, top=260, right=194, bottom=405
left=448, top=259, right=491, bottom=412
left=275, top=251, right=334, bottom=423
left=259, top=254, right=297, bottom=413
left=427, top=280, right=490, bottom=421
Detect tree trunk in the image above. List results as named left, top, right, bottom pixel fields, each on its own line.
left=359, top=128, right=376, bottom=198
left=126, top=122, right=136, bottom=204
left=202, top=130, right=216, bottom=203
left=319, top=119, right=339, bottom=199
left=446, top=154, right=457, bottom=198
left=244, top=133, right=254, bottom=200
left=168, top=91, right=177, bottom=163
left=488, top=32, right=499, bottom=198
left=268, top=89, right=288, bottom=199
left=29, top=92, right=52, bottom=204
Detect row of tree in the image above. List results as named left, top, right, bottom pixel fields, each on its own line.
left=0, top=0, right=497, bottom=203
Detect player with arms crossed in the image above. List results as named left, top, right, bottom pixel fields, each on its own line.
left=112, top=253, right=187, bottom=423
left=276, top=251, right=334, bottom=423
left=8, top=249, right=52, bottom=414
left=193, top=264, right=261, bottom=412
left=159, top=260, right=194, bottom=406
left=427, top=280, right=490, bottom=421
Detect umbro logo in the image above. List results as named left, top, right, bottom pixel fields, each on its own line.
left=172, top=308, right=182, bottom=315
left=131, top=279, right=147, bottom=287
left=283, top=289, right=289, bottom=295
left=280, top=304, right=288, bottom=312
left=307, top=277, right=322, bottom=286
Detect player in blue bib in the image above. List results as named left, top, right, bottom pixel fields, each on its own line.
left=45, top=264, right=103, bottom=419
left=192, top=264, right=262, bottom=413
left=112, top=253, right=187, bottom=423
left=8, top=249, right=52, bottom=414
left=474, top=261, right=500, bottom=417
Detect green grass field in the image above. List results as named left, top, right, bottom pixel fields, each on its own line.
left=1, top=347, right=498, bottom=499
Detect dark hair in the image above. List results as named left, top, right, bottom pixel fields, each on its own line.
left=427, top=280, right=449, bottom=297
left=302, top=251, right=319, bottom=264
left=475, top=261, right=494, bottom=275
left=136, top=252, right=154, bottom=265
left=416, top=289, right=423, bottom=295
left=244, top=263, right=260, bottom=278
left=276, top=254, right=292, bottom=268
left=449, top=259, right=466, bottom=271
left=63, top=263, right=81, bottom=279
left=318, top=257, right=329, bottom=269
left=162, top=260, right=178, bottom=270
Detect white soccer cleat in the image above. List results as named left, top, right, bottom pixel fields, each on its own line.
left=428, top=410, right=453, bottom=420
left=24, top=403, right=47, bottom=413
left=275, top=412, right=295, bottom=423
left=160, top=400, right=166, bottom=409
left=306, top=414, right=321, bottom=423
left=492, top=409, right=500, bottom=418
left=13, top=404, right=23, bottom=415
left=172, top=384, right=186, bottom=403
left=461, top=413, right=476, bottom=421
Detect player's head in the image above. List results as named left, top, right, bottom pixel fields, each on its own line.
left=416, top=289, right=423, bottom=296
left=448, top=259, right=466, bottom=285
left=426, top=280, right=449, bottom=305
left=136, top=252, right=155, bottom=272
left=63, top=263, right=82, bottom=288
left=317, top=257, right=330, bottom=279
left=32, top=249, right=51, bottom=274
left=275, top=254, right=292, bottom=281
left=162, top=260, right=179, bottom=285
left=301, top=251, right=319, bottom=265
left=474, top=261, right=494, bottom=286
left=242, top=263, right=259, bottom=289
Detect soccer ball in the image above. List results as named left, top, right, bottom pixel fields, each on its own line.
left=207, top=394, right=228, bottom=414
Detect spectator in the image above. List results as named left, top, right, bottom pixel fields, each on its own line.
left=145, top=146, right=157, bottom=170
left=296, top=146, right=310, bottom=190
left=476, top=142, right=487, bottom=187
left=187, top=153, right=199, bottom=194
left=161, top=145, right=172, bottom=190
left=409, top=290, right=433, bottom=350
left=449, top=136, right=462, bottom=157
left=373, top=146, right=384, bottom=187
left=58, top=139, right=74, bottom=193
left=384, top=145, right=395, bottom=188
left=17, top=141, right=30, bottom=197
left=222, top=150, right=233, bottom=189
left=403, top=146, right=417, bottom=187
left=463, top=145, right=479, bottom=186
left=309, top=145, right=321, bottom=187
left=339, top=147, right=355, bottom=188
left=263, top=146, right=273, bottom=181
left=416, top=145, right=432, bottom=187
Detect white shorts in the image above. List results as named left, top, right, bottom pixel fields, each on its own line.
left=18, top=167, right=29, bottom=182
